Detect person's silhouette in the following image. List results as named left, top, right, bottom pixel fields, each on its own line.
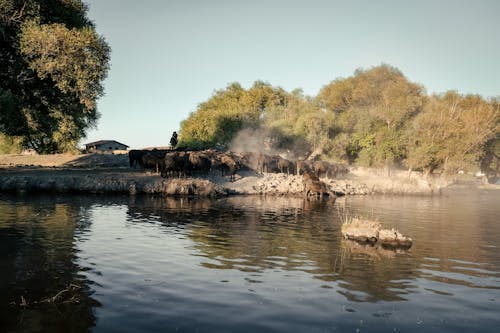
left=170, top=131, right=178, bottom=148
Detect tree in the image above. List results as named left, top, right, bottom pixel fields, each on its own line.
left=406, top=92, right=500, bottom=175
left=179, top=81, right=289, bottom=149
left=481, top=135, right=500, bottom=183
left=179, top=65, right=498, bottom=177
left=317, top=64, right=425, bottom=165
left=0, top=0, right=110, bottom=153
left=264, top=89, right=323, bottom=154
left=0, top=133, right=22, bottom=154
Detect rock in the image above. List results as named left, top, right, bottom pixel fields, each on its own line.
left=341, top=218, right=412, bottom=249
left=341, top=218, right=381, bottom=243
left=378, top=228, right=413, bottom=248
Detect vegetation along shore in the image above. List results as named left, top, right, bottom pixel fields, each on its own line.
left=2, top=65, right=498, bottom=194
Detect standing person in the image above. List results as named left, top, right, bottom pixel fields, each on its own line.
left=170, top=131, right=178, bottom=148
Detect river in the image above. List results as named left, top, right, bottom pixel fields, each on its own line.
left=1, top=190, right=499, bottom=332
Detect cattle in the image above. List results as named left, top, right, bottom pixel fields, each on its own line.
left=205, top=150, right=223, bottom=174
left=156, top=149, right=344, bottom=182
left=161, top=151, right=188, bottom=178
left=129, top=149, right=145, bottom=169
left=142, top=153, right=164, bottom=173
left=311, top=160, right=347, bottom=179
left=220, top=153, right=240, bottom=181
left=236, top=152, right=259, bottom=171
left=296, top=160, right=314, bottom=175
left=256, top=153, right=267, bottom=173
left=312, top=160, right=328, bottom=177
left=277, top=157, right=295, bottom=175
left=302, top=169, right=332, bottom=199
left=256, top=154, right=281, bottom=173
left=187, top=151, right=212, bottom=176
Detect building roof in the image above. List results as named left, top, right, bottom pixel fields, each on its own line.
left=84, top=140, right=129, bottom=148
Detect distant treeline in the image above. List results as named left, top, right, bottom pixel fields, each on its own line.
left=179, top=65, right=499, bottom=177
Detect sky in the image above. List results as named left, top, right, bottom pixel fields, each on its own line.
left=82, top=0, right=500, bottom=149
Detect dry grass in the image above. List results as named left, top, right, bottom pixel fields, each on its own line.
left=10, top=284, right=84, bottom=308
left=341, top=217, right=382, bottom=234
left=337, top=207, right=381, bottom=233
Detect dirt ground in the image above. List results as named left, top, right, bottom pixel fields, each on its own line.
left=0, top=153, right=129, bottom=168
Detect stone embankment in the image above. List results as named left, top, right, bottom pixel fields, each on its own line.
left=0, top=168, right=227, bottom=196
left=0, top=166, right=420, bottom=197
left=0, top=167, right=371, bottom=197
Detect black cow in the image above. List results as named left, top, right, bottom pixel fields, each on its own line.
left=220, top=153, right=240, bottom=181
left=302, top=169, right=332, bottom=199
left=129, top=150, right=145, bottom=169
left=187, top=151, right=212, bottom=176
left=142, top=153, right=163, bottom=173
left=161, top=151, right=188, bottom=178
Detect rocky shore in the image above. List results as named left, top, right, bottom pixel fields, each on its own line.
left=0, top=153, right=496, bottom=196
left=0, top=167, right=227, bottom=196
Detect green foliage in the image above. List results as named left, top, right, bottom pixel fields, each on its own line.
left=480, top=136, right=500, bottom=183
left=406, top=92, right=499, bottom=174
left=0, top=133, right=22, bottom=154
left=179, top=82, right=289, bottom=149
left=0, top=0, right=110, bottom=153
left=180, top=64, right=499, bottom=175
left=317, top=64, right=425, bottom=165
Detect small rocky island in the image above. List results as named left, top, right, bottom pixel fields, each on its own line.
left=341, top=217, right=413, bottom=249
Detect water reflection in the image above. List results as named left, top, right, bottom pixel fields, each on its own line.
left=344, top=192, right=500, bottom=290
left=126, top=196, right=419, bottom=302
left=0, top=194, right=98, bottom=333
left=1, top=192, right=499, bottom=332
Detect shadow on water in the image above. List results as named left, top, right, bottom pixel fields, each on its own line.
left=0, top=194, right=99, bottom=333
left=126, top=195, right=418, bottom=302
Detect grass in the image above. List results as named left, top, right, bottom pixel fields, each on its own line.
left=337, top=207, right=381, bottom=233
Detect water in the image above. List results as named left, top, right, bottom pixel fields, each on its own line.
left=1, top=190, right=499, bottom=332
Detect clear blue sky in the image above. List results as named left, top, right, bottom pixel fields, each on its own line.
left=82, top=0, right=500, bottom=149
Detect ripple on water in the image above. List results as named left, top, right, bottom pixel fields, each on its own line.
left=2, top=193, right=500, bottom=333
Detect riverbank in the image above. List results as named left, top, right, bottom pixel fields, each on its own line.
left=0, top=153, right=496, bottom=196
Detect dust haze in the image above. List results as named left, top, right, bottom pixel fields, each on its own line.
left=229, top=127, right=310, bottom=161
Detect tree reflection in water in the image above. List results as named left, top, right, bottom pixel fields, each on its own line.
left=0, top=194, right=98, bottom=333
left=2, top=193, right=498, bottom=332
left=126, top=195, right=417, bottom=303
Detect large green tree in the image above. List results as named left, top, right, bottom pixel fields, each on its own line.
left=178, top=65, right=499, bottom=177
left=179, top=81, right=326, bottom=155
left=179, top=81, right=290, bottom=149
left=317, top=64, right=425, bottom=165
left=264, top=88, right=328, bottom=152
left=406, top=92, right=499, bottom=175
left=0, top=0, right=110, bottom=153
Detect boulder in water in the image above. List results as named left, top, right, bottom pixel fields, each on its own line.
left=341, top=217, right=412, bottom=249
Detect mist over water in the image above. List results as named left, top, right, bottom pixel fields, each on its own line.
left=1, top=191, right=499, bottom=332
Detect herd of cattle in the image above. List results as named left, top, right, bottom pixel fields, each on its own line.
left=128, top=149, right=347, bottom=197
